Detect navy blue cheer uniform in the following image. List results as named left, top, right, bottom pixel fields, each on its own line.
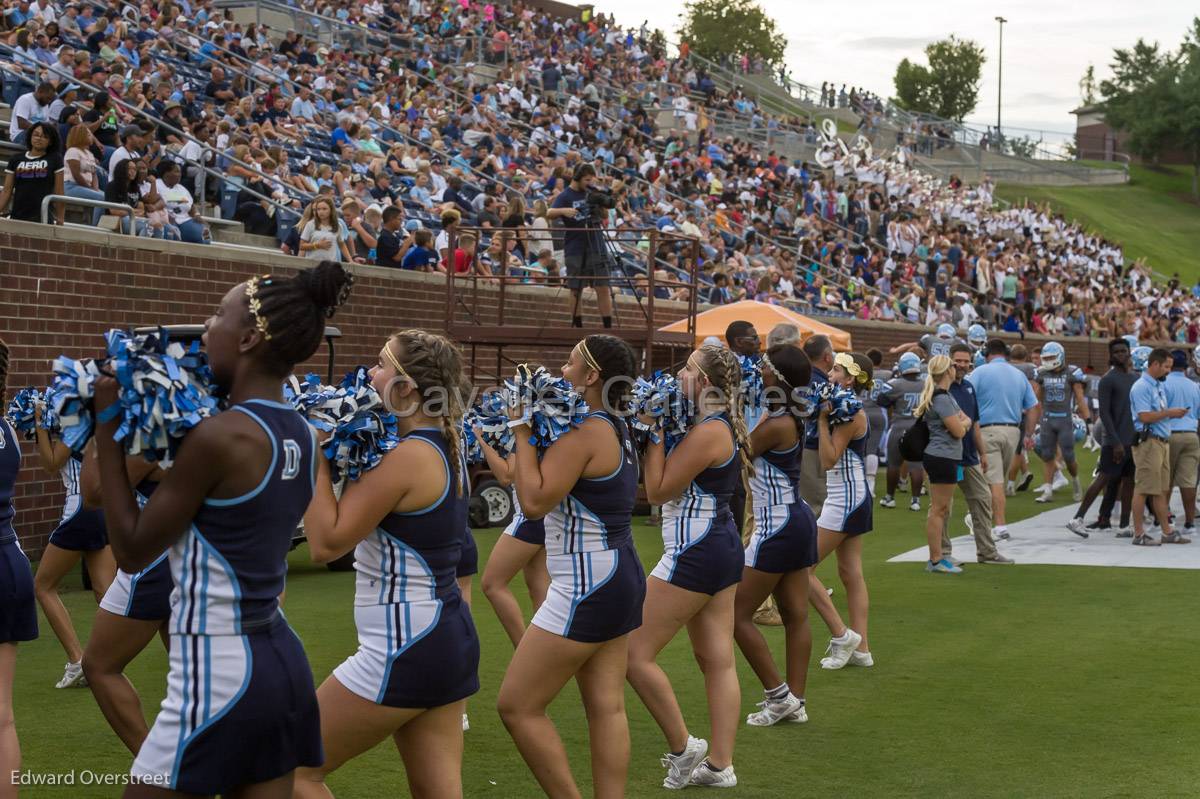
left=651, top=413, right=743, bottom=594
left=333, top=428, right=480, bottom=708
left=815, top=418, right=873, bottom=536
left=131, top=401, right=322, bottom=794
left=99, top=478, right=173, bottom=621
left=47, top=452, right=107, bottom=551
left=0, top=419, right=37, bottom=643
left=531, top=411, right=645, bottom=642
left=745, top=435, right=818, bottom=572
left=502, top=490, right=546, bottom=546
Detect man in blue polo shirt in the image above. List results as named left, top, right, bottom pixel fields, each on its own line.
left=966, top=338, right=1038, bottom=540
left=950, top=345, right=1011, bottom=564
left=1131, top=348, right=1191, bottom=545
left=1164, top=351, right=1200, bottom=532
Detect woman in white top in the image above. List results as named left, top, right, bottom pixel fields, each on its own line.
left=299, top=197, right=353, bottom=261
left=62, top=124, right=105, bottom=224
left=154, top=161, right=209, bottom=244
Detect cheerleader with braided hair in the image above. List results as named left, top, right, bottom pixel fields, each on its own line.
left=497, top=335, right=644, bottom=799
left=628, top=344, right=751, bottom=790
left=296, top=329, right=479, bottom=798
left=94, top=261, right=352, bottom=795
left=808, top=351, right=876, bottom=672
left=0, top=338, right=38, bottom=785
left=734, top=344, right=820, bottom=726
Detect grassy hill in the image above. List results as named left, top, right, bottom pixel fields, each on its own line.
left=996, top=163, right=1200, bottom=283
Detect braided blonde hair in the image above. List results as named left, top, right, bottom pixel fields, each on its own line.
left=696, top=345, right=755, bottom=479
left=388, top=330, right=469, bottom=496
left=915, top=354, right=953, bottom=418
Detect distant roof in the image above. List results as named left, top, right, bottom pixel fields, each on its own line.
left=1071, top=104, right=1104, bottom=116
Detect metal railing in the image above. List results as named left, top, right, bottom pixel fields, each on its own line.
left=41, top=195, right=136, bottom=232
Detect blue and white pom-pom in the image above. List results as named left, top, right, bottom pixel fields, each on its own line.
left=469, top=391, right=515, bottom=458
left=5, top=387, right=47, bottom=440
left=48, top=356, right=100, bottom=452
left=285, top=367, right=399, bottom=482
left=504, top=365, right=588, bottom=449
left=100, top=329, right=221, bottom=467
left=630, top=371, right=692, bottom=450
left=811, top=381, right=862, bottom=425
left=738, top=355, right=764, bottom=420
left=462, top=414, right=485, bottom=464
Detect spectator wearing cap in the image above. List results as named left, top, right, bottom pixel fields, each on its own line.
left=1164, top=350, right=1200, bottom=532
left=107, top=125, right=145, bottom=181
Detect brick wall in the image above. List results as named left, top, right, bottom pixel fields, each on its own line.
left=0, top=221, right=1160, bottom=556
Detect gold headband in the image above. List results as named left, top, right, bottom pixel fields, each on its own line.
left=577, top=341, right=601, bottom=374
left=382, top=342, right=412, bottom=382
left=834, top=352, right=863, bottom=381
left=761, top=352, right=786, bottom=385
left=245, top=276, right=272, bottom=341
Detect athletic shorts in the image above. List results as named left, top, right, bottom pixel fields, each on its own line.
left=1037, top=415, right=1076, bottom=464
left=1099, top=445, right=1136, bottom=478
left=533, top=539, right=645, bottom=642
left=0, top=537, right=37, bottom=644
left=564, top=251, right=611, bottom=292
left=924, top=454, right=964, bottom=485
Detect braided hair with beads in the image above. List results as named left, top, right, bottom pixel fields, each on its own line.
left=385, top=330, right=470, bottom=496
left=695, top=344, right=755, bottom=479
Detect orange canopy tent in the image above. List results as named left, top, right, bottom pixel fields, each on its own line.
left=658, top=301, right=852, bottom=351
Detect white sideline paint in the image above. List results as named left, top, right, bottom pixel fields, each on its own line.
left=887, top=494, right=1200, bottom=570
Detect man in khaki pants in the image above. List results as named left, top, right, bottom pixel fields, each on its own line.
left=1164, top=351, right=1200, bottom=533
left=948, top=345, right=1012, bottom=563
left=1129, top=348, right=1190, bottom=546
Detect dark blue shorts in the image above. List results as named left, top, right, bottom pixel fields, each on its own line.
left=48, top=506, right=107, bottom=552
left=505, top=516, right=546, bottom=546
left=0, top=537, right=38, bottom=643
left=652, top=515, right=743, bottom=595
left=99, top=554, right=173, bottom=621
left=131, top=615, right=322, bottom=794
left=456, top=528, right=478, bottom=578
left=746, top=500, right=819, bottom=573
left=532, top=539, right=646, bottom=643
left=1100, top=445, right=1136, bottom=478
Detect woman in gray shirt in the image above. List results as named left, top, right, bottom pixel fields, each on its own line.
left=917, top=355, right=972, bottom=573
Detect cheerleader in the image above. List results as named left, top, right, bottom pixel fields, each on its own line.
left=296, top=330, right=480, bottom=798
left=479, top=441, right=549, bottom=647
left=628, top=344, right=750, bottom=790
left=0, top=339, right=38, bottom=784
left=497, top=335, right=644, bottom=799
left=94, top=262, right=352, bottom=795
left=734, top=345, right=818, bottom=726
left=79, top=453, right=168, bottom=754
left=808, top=352, right=876, bottom=671
left=31, top=403, right=115, bottom=689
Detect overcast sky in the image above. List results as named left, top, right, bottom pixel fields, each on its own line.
left=584, top=0, right=1196, bottom=139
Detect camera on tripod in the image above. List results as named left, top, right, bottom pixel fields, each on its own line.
left=586, top=189, right=616, bottom=211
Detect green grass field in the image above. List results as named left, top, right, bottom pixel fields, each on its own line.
left=17, top=449, right=1200, bottom=797
left=996, top=164, right=1200, bottom=283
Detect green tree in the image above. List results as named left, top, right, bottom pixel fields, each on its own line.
left=1098, top=39, right=1179, bottom=167
left=1177, top=19, right=1200, bottom=196
left=890, top=36, right=986, bottom=121
left=1079, top=64, right=1098, bottom=105
left=677, top=0, right=787, bottom=68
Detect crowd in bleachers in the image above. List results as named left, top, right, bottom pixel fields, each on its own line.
left=1, top=0, right=1196, bottom=341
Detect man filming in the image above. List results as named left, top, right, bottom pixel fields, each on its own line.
left=548, top=163, right=615, bottom=328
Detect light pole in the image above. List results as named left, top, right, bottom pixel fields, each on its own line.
left=995, top=16, right=1007, bottom=140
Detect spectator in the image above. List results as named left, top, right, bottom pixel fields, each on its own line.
left=401, top=229, right=438, bottom=271
left=9, top=82, right=55, bottom=144
left=107, top=125, right=145, bottom=181
left=155, top=161, right=209, bottom=244
left=298, top=196, right=345, bottom=261
left=0, top=121, right=64, bottom=224
left=375, top=205, right=413, bottom=269
left=62, top=123, right=105, bottom=224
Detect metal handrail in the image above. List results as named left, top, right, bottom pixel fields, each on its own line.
left=40, top=195, right=136, bottom=232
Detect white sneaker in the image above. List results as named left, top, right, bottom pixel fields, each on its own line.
left=688, top=761, right=737, bottom=788
left=1071, top=479, right=1082, bottom=501
left=1005, top=480, right=1015, bottom=497
left=746, top=692, right=803, bottom=726
left=909, top=498, right=921, bottom=512
left=55, top=661, right=86, bottom=689
left=879, top=495, right=896, bottom=508
left=848, top=650, right=874, bottom=667
left=1066, top=518, right=1089, bottom=538
left=462, top=713, right=469, bottom=732
left=1052, top=471, right=1069, bottom=490
left=963, top=512, right=973, bottom=532
left=1035, top=486, right=1054, bottom=503
left=785, top=703, right=809, bottom=723
left=820, top=628, right=863, bottom=670
left=993, top=526, right=1010, bottom=540
left=662, top=736, right=708, bottom=790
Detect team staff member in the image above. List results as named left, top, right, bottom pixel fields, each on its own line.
left=967, top=339, right=1039, bottom=542
left=799, top=335, right=835, bottom=514
left=1164, top=351, right=1200, bottom=534
left=948, top=345, right=1010, bottom=564
left=1128, top=348, right=1190, bottom=546
left=918, top=356, right=971, bottom=574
